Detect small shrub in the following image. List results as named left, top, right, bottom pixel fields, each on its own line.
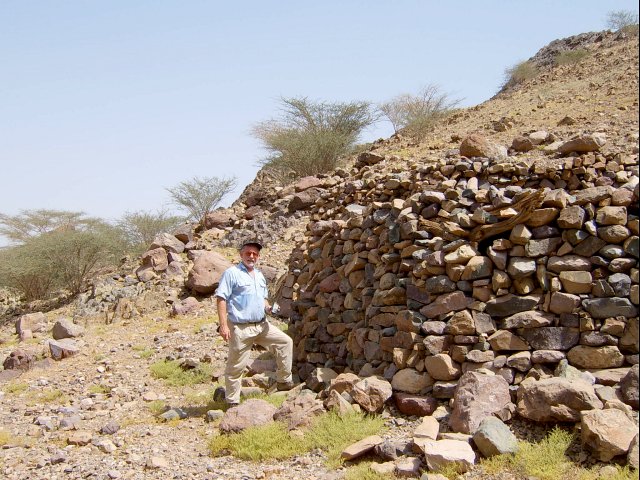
left=88, top=384, right=111, bottom=395
left=606, top=10, right=639, bottom=35
left=502, top=60, right=539, bottom=89
left=28, top=388, right=68, bottom=405
left=480, top=427, right=637, bottom=480
left=208, top=410, right=385, bottom=466
left=0, top=429, right=11, bottom=446
left=306, top=411, right=385, bottom=467
left=380, top=85, right=460, bottom=141
left=555, top=49, right=590, bottom=66
left=343, top=462, right=396, bottom=480
left=3, top=381, right=28, bottom=394
left=148, top=400, right=168, bottom=417
left=116, top=209, right=184, bottom=253
left=209, top=422, right=307, bottom=461
left=150, top=360, right=213, bottom=387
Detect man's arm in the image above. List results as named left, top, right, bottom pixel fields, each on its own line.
left=216, top=297, right=232, bottom=342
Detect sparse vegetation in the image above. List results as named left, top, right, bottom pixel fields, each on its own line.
left=502, top=60, right=539, bottom=90
left=116, top=209, right=184, bottom=253
left=149, top=359, right=213, bottom=387
left=0, top=220, right=124, bottom=301
left=88, top=384, right=112, bottom=395
left=343, top=463, right=396, bottom=480
left=252, top=96, right=378, bottom=179
left=2, top=381, right=28, bottom=394
left=606, top=9, right=639, bottom=35
left=555, top=49, right=590, bottom=66
left=148, top=400, right=168, bottom=416
left=479, top=427, right=636, bottom=480
left=27, top=388, right=68, bottom=405
left=209, top=411, right=385, bottom=467
left=380, top=84, right=460, bottom=140
left=166, top=176, right=237, bottom=224
left=0, top=429, right=12, bottom=446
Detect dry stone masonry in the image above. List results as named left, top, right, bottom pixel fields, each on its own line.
left=276, top=139, right=639, bottom=401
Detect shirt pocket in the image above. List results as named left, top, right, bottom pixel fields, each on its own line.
left=236, top=280, right=255, bottom=296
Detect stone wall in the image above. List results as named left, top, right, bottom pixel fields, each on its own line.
left=276, top=145, right=639, bottom=396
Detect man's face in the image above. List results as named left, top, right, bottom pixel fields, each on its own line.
left=240, top=245, right=260, bottom=270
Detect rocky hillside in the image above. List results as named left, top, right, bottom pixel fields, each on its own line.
left=0, top=29, right=638, bottom=480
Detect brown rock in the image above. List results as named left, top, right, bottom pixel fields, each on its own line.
left=219, top=399, right=277, bottom=433
left=449, top=372, right=512, bottom=434
left=581, top=409, right=637, bottom=462
left=516, top=377, right=603, bottom=422
left=185, top=250, right=233, bottom=294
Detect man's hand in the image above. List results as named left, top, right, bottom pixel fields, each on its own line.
left=219, top=323, right=231, bottom=342
left=216, top=297, right=231, bottom=342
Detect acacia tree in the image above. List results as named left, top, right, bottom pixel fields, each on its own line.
left=380, top=85, right=460, bottom=140
left=116, top=209, right=184, bottom=251
left=606, top=10, right=639, bottom=33
left=252, top=97, right=378, bottom=178
left=0, top=209, right=103, bottom=245
left=0, top=224, right=124, bottom=300
left=166, top=176, right=237, bottom=223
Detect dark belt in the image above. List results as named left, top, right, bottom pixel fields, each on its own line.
left=234, top=317, right=266, bottom=325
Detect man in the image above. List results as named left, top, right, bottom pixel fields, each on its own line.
left=214, top=240, right=294, bottom=406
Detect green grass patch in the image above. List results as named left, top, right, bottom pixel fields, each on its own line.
left=147, top=400, right=168, bottom=417
left=88, top=384, right=111, bottom=395
left=343, top=462, right=396, bottom=480
left=150, top=360, right=213, bottom=387
left=3, top=381, right=28, bottom=394
left=131, top=345, right=154, bottom=357
left=503, top=60, right=539, bottom=89
left=209, top=411, right=385, bottom=467
left=27, top=388, right=68, bottom=405
left=555, top=49, right=589, bottom=66
left=480, top=427, right=636, bottom=480
left=209, top=422, right=307, bottom=461
left=0, top=429, right=12, bottom=446
left=243, top=391, right=287, bottom=408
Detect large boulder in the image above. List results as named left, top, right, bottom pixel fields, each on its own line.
left=459, top=134, right=507, bottom=161
left=619, top=364, right=639, bottom=409
left=3, top=349, right=36, bottom=371
left=273, top=391, right=325, bottom=429
left=351, top=376, right=393, bottom=413
left=185, top=251, right=233, bottom=294
left=449, top=372, right=512, bottom=434
left=516, top=377, right=602, bottom=422
left=219, top=399, right=276, bottom=433
left=288, top=188, right=322, bottom=213
left=472, top=416, right=518, bottom=457
left=15, top=312, right=47, bottom=335
left=581, top=409, right=637, bottom=462
left=150, top=233, right=185, bottom=254
left=52, top=318, right=85, bottom=340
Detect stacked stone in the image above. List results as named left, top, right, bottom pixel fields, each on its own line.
left=277, top=146, right=639, bottom=390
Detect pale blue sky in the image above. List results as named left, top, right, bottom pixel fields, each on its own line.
left=1, top=1, right=637, bottom=236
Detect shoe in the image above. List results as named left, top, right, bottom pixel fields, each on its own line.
left=276, top=381, right=295, bottom=391
left=213, top=386, right=226, bottom=403
left=226, top=402, right=239, bottom=409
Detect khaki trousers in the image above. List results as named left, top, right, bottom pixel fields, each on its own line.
left=224, top=320, right=293, bottom=403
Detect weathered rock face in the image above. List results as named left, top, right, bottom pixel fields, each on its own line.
left=275, top=145, right=638, bottom=405
left=448, top=372, right=512, bottom=434
left=516, top=377, right=603, bottom=422
left=219, top=399, right=277, bottom=433
left=185, top=251, right=233, bottom=294
left=581, top=408, right=638, bottom=462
